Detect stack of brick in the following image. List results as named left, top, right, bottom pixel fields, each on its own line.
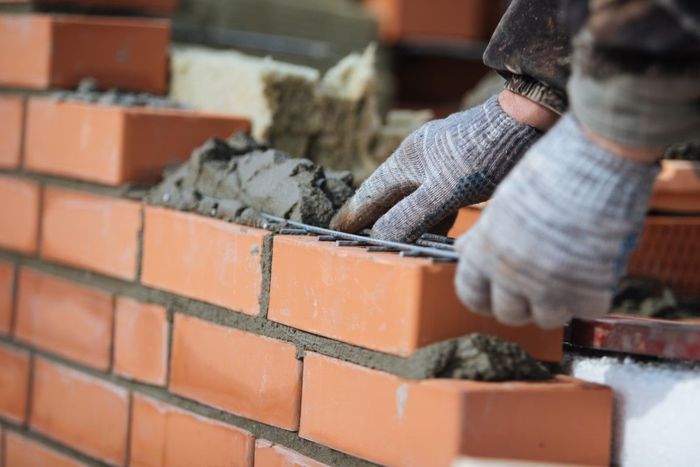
left=0, top=4, right=615, bottom=467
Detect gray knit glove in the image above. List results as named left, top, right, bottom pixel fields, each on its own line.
left=455, top=114, right=660, bottom=329
left=330, top=96, right=542, bottom=241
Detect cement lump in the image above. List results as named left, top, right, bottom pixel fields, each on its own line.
left=147, top=132, right=354, bottom=227
left=402, top=334, right=551, bottom=382
left=613, top=277, right=700, bottom=319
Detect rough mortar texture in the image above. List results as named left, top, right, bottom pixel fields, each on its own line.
left=146, top=133, right=354, bottom=227
left=665, top=140, right=700, bottom=161
left=52, top=78, right=186, bottom=109
left=613, top=277, right=700, bottom=319
left=398, top=334, right=551, bottom=381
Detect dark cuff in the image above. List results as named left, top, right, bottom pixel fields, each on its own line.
left=504, top=74, right=569, bottom=115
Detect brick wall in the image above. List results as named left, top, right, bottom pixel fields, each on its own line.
left=0, top=6, right=617, bottom=467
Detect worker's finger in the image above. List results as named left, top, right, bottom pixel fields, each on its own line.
left=330, top=155, right=417, bottom=233
left=455, top=254, right=492, bottom=316
left=491, top=285, right=532, bottom=326
left=371, top=184, right=458, bottom=242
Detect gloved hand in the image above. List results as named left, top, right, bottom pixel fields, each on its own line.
left=455, top=114, right=659, bottom=329
left=330, top=95, right=542, bottom=242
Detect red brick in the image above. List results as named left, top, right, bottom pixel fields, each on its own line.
left=170, top=314, right=302, bottom=430
left=113, top=297, right=168, bottom=386
left=130, top=394, right=255, bottom=467
left=15, top=269, right=113, bottom=370
left=0, top=344, right=30, bottom=424
left=0, top=95, right=24, bottom=168
left=4, top=432, right=86, bottom=467
left=364, top=0, right=501, bottom=43
left=40, top=187, right=142, bottom=280
left=268, top=236, right=562, bottom=361
left=30, top=358, right=129, bottom=466
left=24, top=98, right=250, bottom=185
left=300, top=353, right=612, bottom=466
left=0, top=175, right=40, bottom=254
left=142, top=207, right=266, bottom=315
left=651, top=160, right=700, bottom=213
left=0, top=14, right=169, bottom=92
left=254, top=440, right=328, bottom=467
left=0, top=261, right=14, bottom=335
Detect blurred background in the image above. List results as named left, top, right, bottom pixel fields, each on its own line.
left=2, top=0, right=507, bottom=117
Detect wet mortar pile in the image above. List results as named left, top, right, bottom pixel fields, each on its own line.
left=147, top=132, right=355, bottom=228
left=613, top=277, right=700, bottom=320
left=398, top=334, right=551, bottom=381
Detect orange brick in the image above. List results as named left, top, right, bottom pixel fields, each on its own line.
left=15, top=269, right=113, bottom=370
left=30, top=358, right=129, bottom=465
left=0, top=175, right=40, bottom=254
left=0, top=344, right=30, bottom=424
left=300, top=353, right=612, bottom=466
left=24, top=98, right=250, bottom=185
left=0, top=95, right=24, bottom=168
left=254, top=440, right=328, bottom=467
left=170, top=314, right=302, bottom=430
left=130, top=394, right=255, bottom=467
left=40, top=187, right=142, bottom=280
left=0, top=261, right=14, bottom=334
left=448, top=206, right=482, bottom=237
left=142, top=207, right=266, bottom=315
left=4, top=432, right=86, bottom=467
left=365, top=0, right=501, bottom=43
left=268, top=236, right=562, bottom=361
left=0, top=14, right=169, bottom=92
left=113, top=297, right=168, bottom=386
left=651, top=160, right=700, bottom=214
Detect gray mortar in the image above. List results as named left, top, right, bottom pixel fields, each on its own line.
left=146, top=132, right=354, bottom=228
left=666, top=140, right=700, bottom=161
left=396, top=334, right=550, bottom=381
left=613, top=277, right=700, bottom=319
left=257, top=234, right=275, bottom=319
left=51, top=78, right=186, bottom=109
